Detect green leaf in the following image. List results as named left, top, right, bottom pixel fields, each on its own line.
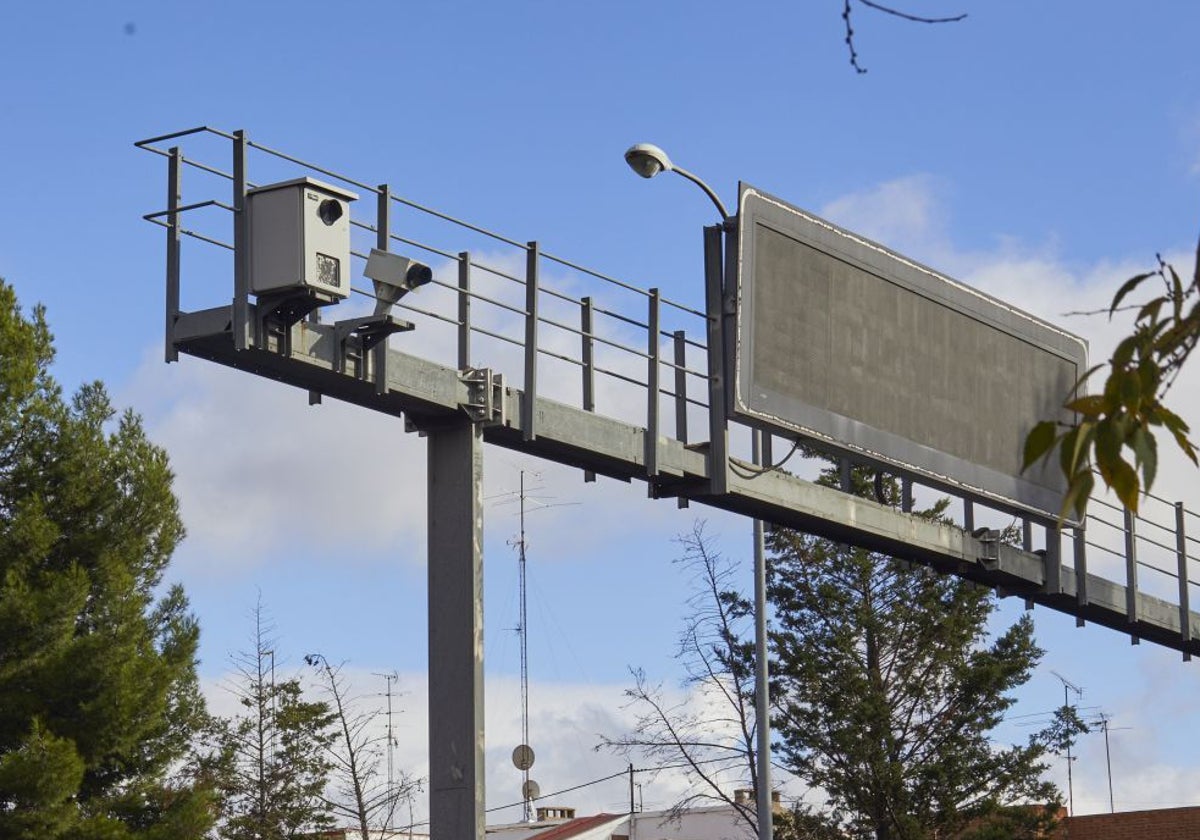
left=1137, top=357, right=1161, bottom=398
left=1094, top=417, right=1122, bottom=476
left=1170, top=264, right=1184, bottom=319
left=1058, top=426, right=1079, bottom=479
left=1137, top=296, right=1167, bottom=325
left=1111, top=335, right=1139, bottom=368
left=1110, top=271, right=1156, bottom=316
left=1059, top=422, right=1094, bottom=479
left=1109, top=458, right=1141, bottom=513
left=1067, top=364, right=1106, bottom=400
left=1022, top=421, right=1060, bottom=472
left=1061, top=470, right=1095, bottom=522
left=1130, top=425, right=1158, bottom=492
left=1118, top=369, right=1142, bottom=412
left=1064, top=395, right=1106, bottom=417
left=1158, top=406, right=1192, bottom=435
left=1170, top=427, right=1199, bottom=465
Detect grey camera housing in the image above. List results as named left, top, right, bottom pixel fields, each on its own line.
left=248, top=177, right=358, bottom=300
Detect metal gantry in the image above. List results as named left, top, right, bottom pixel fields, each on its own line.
left=138, top=127, right=1200, bottom=839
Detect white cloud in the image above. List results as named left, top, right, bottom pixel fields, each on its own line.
left=124, top=351, right=429, bottom=573
left=820, top=174, right=951, bottom=259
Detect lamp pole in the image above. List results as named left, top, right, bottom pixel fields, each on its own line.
left=625, top=144, right=772, bottom=840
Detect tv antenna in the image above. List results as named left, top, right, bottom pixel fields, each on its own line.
left=1051, top=670, right=1084, bottom=815
left=494, top=468, right=577, bottom=821
left=514, top=471, right=537, bottom=821
left=374, top=670, right=400, bottom=825
left=1089, top=711, right=1132, bottom=814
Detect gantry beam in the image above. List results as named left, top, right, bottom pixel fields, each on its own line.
left=174, top=305, right=1200, bottom=658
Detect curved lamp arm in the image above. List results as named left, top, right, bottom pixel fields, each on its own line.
left=671, top=165, right=730, bottom=221
left=624, top=142, right=730, bottom=221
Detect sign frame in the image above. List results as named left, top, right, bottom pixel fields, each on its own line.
left=733, top=183, right=1087, bottom=524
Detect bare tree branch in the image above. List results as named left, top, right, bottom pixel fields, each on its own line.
left=841, top=0, right=967, bottom=73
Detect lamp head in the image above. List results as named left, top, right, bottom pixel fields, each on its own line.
left=624, top=143, right=674, bottom=179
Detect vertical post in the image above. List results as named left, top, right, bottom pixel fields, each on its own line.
left=232, top=130, right=251, bottom=351
left=165, top=147, right=182, bottom=363
left=1022, top=518, right=1036, bottom=610
left=673, top=331, right=688, bottom=445
left=1043, top=524, right=1062, bottom=595
left=1074, top=525, right=1088, bottom=627
left=628, top=763, right=635, bottom=816
left=458, top=252, right=472, bottom=371
left=703, top=225, right=728, bottom=496
left=370, top=184, right=393, bottom=396
left=581, top=297, right=596, bottom=484
left=751, top=430, right=773, bottom=840
left=427, top=422, right=485, bottom=840
left=674, top=330, right=690, bottom=510
left=646, top=289, right=661, bottom=481
left=901, top=477, right=913, bottom=513
left=377, top=184, right=390, bottom=252
left=963, top=499, right=975, bottom=532
left=523, top=241, right=539, bottom=442
left=1177, top=502, right=1192, bottom=659
left=839, top=459, right=852, bottom=493
left=1124, top=508, right=1139, bottom=642
left=722, top=221, right=738, bottom=414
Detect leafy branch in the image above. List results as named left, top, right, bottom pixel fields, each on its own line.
left=1024, top=238, right=1200, bottom=518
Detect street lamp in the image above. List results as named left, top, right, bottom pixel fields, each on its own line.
left=623, top=143, right=731, bottom=220
left=624, top=143, right=770, bottom=840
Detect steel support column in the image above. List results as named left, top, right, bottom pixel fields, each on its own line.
left=704, top=225, right=728, bottom=496
left=427, top=422, right=485, bottom=840
left=751, top=430, right=772, bottom=840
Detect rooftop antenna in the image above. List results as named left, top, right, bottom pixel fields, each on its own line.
left=1051, top=670, right=1084, bottom=815
left=374, top=670, right=400, bottom=826
left=512, top=470, right=537, bottom=822
left=492, top=466, right=576, bottom=822
left=1090, top=711, right=1131, bottom=814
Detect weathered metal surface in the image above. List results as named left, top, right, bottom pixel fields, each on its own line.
left=734, top=184, right=1087, bottom=523
left=172, top=306, right=1200, bottom=658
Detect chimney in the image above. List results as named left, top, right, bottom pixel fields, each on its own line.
left=732, top=790, right=785, bottom=814
left=536, top=806, right=576, bottom=821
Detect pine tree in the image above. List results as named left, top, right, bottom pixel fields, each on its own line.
left=0, top=279, right=215, bottom=838
left=217, top=602, right=336, bottom=840
left=768, top=467, right=1060, bottom=840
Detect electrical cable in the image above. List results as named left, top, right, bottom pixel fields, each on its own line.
left=728, top=438, right=801, bottom=479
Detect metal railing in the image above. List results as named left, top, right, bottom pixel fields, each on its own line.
left=138, top=126, right=1200, bottom=654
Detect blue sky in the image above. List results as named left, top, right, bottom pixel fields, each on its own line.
left=3, top=0, right=1200, bottom=823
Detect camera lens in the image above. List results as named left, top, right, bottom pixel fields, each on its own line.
left=318, top=199, right=343, bottom=226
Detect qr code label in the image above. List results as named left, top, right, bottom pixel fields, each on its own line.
left=316, top=253, right=340, bottom=288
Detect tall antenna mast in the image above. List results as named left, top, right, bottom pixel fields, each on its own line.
left=518, top=470, right=532, bottom=820
left=374, top=670, right=399, bottom=825
left=503, top=470, right=543, bottom=821
left=1051, top=670, right=1084, bottom=815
